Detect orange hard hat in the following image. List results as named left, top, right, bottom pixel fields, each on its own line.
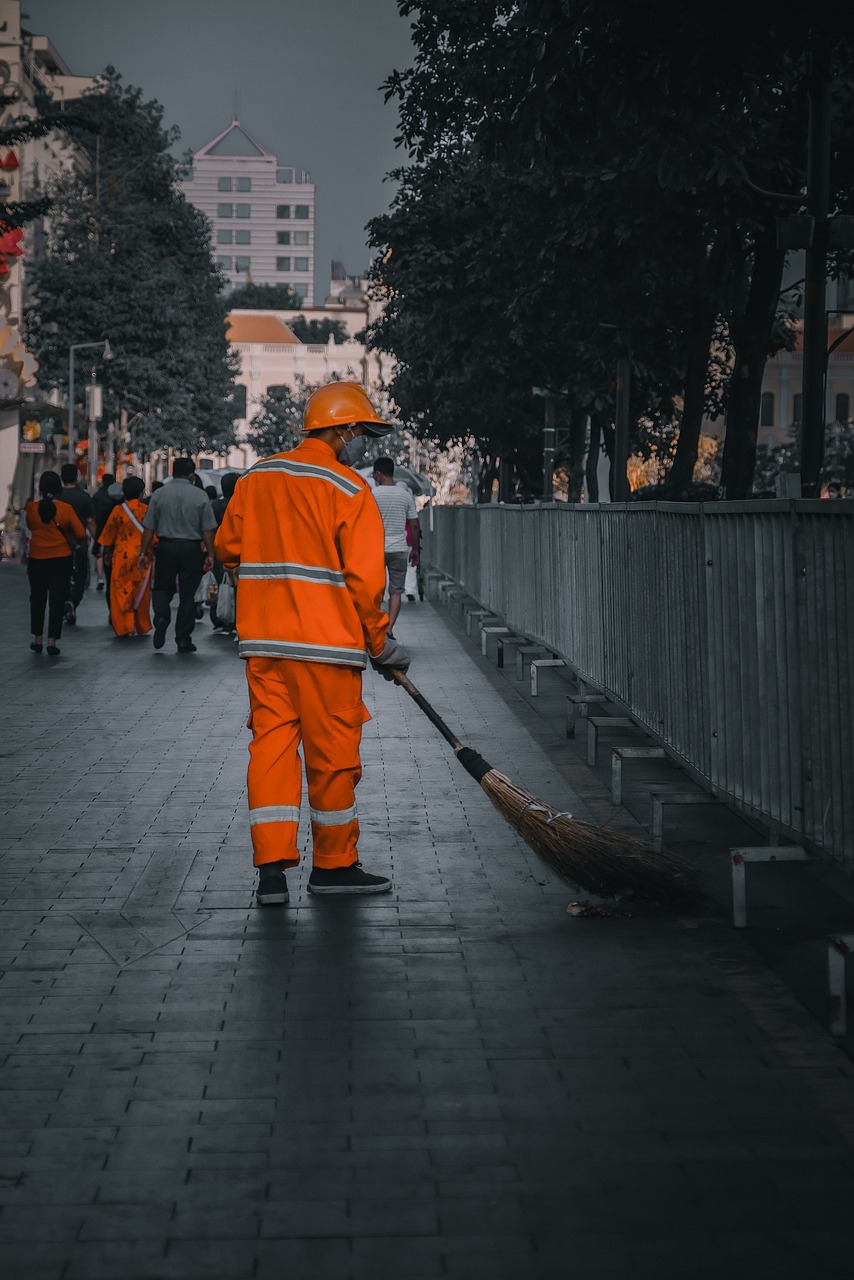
left=302, top=381, right=392, bottom=437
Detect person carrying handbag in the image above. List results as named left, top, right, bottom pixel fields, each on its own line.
left=98, top=477, right=156, bottom=637
left=24, top=471, right=86, bottom=657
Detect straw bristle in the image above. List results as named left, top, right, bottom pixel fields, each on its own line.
left=481, top=769, right=698, bottom=906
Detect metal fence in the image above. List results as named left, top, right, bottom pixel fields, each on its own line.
left=422, top=501, right=854, bottom=867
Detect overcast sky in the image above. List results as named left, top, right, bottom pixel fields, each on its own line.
left=26, top=0, right=415, bottom=289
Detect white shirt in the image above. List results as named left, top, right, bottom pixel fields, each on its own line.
left=372, top=481, right=417, bottom=553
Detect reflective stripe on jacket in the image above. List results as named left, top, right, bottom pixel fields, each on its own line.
left=213, top=438, right=388, bottom=667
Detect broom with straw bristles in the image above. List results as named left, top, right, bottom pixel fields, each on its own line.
left=391, top=670, right=698, bottom=907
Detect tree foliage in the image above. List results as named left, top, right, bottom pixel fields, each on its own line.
left=368, top=2, right=854, bottom=499
left=287, top=316, right=347, bottom=345
left=25, top=70, right=238, bottom=457
left=227, top=282, right=303, bottom=310
left=245, top=375, right=320, bottom=458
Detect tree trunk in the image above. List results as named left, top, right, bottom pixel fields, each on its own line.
left=498, top=454, right=511, bottom=502
left=586, top=414, right=602, bottom=502
left=668, top=303, right=717, bottom=492
left=477, top=452, right=499, bottom=503
left=566, top=407, right=588, bottom=502
left=720, top=229, right=785, bottom=499
left=669, top=235, right=729, bottom=494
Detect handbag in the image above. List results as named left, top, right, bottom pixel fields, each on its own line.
left=217, top=570, right=236, bottom=626
left=195, top=569, right=216, bottom=605
left=54, top=520, right=80, bottom=553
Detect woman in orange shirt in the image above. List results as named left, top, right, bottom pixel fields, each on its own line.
left=98, top=476, right=155, bottom=637
left=25, top=470, right=86, bottom=656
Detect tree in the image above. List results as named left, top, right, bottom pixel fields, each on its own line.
left=370, top=2, right=854, bottom=499
left=245, top=375, right=319, bottom=458
left=287, top=316, right=347, bottom=345
left=25, top=70, right=238, bottom=458
left=227, top=282, right=302, bottom=310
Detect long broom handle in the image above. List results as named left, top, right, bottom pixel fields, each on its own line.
left=391, top=670, right=462, bottom=751
left=390, top=670, right=494, bottom=785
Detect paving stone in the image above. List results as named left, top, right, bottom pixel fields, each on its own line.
left=1, top=570, right=854, bottom=1276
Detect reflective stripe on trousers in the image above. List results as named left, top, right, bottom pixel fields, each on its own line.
left=244, top=656, right=370, bottom=869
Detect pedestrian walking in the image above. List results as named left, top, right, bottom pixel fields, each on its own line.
left=98, top=477, right=155, bottom=638
left=24, top=470, right=86, bottom=657
left=371, top=456, right=421, bottom=637
left=59, top=463, right=95, bottom=625
left=138, top=457, right=216, bottom=653
left=91, top=472, right=116, bottom=593
left=210, top=472, right=239, bottom=632
left=214, top=380, right=411, bottom=905
left=2, top=503, right=21, bottom=560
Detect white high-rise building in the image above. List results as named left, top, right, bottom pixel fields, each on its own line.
left=180, top=120, right=316, bottom=303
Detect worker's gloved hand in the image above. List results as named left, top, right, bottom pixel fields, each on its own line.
left=370, top=637, right=411, bottom=681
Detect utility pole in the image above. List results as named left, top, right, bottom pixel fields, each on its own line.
left=800, top=40, right=831, bottom=497
left=542, top=394, right=556, bottom=500
left=85, top=379, right=103, bottom=490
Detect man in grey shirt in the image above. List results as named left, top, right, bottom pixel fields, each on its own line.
left=138, top=457, right=216, bottom=653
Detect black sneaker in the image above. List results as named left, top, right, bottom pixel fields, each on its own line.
left=256, top=874, right=289, bottom=906
left=64, top=601, right=76, bottom=625
left=96, top=581, right=104, bottom=592
left=177, top=641, right=197, bottom=653
left=307, top=862, right=392, bottom=896
left=153, top=618, right=167, bottom=650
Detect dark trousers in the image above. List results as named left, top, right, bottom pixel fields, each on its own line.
left=28, top=556, right=72, bottom=639
left=68, top=542, right=89, bottom=607
left=152, top=540, right=204, bottom=643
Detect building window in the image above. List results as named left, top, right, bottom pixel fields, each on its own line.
left=276, top=231, right=290, bottom=245
left=293, top=285, right=308, bottom=301
left=792, top=393, right=803, bottom=424
left=217, top=256, right=233, bottom=269
left=760, top=392, right=775, bottom=428
left=235, top=176, right=251, bottom=192
left=835, top=392, right=850, bottom=422
left=276, top=257, right=291, bottom=271
left=235, top=229, right=251, bottom=244
left=276, top=168, right=294, bottom=183
left=295, top=205, right=310, bottom=219
left=294, top=257, right=309, bottom=272
left=235, top=256, right=251, bottom=272
left=217, top=229, right=233, bottom=244
left=276, top=205, right=291, bottom=219
left=235, top=203, right=251, bottom=218
left=217, top=177, right=232, bottom=192
left=217, top=203, right=233, bottom=218
left=293, top=231, right=309, bottom=245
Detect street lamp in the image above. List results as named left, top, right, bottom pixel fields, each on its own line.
left=67, top=338, right=112, bottom=468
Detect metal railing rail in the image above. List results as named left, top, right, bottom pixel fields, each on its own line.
left=421, top=500, right=854, bottom=867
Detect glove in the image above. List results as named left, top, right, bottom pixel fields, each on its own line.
left=369, top=637, right=411, bottom=682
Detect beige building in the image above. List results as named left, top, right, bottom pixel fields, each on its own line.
left=0, top=0, right=94, bottom=510
left=758, top=322, right=854, bottom=446
left=211, top=280, right=393, bottom=469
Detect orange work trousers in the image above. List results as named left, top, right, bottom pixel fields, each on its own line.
left=245, top=657, right=370, bottom=869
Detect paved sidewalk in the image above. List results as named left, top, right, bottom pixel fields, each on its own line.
left=1, top=562, right=854, bottom=1279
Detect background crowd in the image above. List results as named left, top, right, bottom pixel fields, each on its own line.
left=9, top=462, right=238, bottom=657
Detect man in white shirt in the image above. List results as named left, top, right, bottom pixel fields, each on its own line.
left=371, top=457, right=420, bottom=636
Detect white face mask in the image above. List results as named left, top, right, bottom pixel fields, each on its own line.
left=338, top=430, right=368, bottom=467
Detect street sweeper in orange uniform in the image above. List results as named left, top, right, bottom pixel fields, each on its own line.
left=214, top=381, right=411, bottom=905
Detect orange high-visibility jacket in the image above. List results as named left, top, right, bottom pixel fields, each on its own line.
left=214, top=438, right=388, bottom=667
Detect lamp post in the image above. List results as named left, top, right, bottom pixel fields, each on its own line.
left=67, top=339, right=112, bottom=468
